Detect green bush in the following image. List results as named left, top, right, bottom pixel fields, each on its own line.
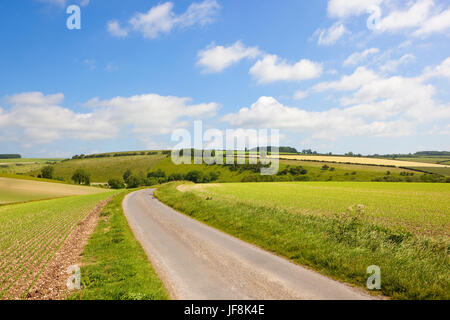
left=72, top=169, right=91, bottom=185
left=41, top=166, right=54, bottom=179
left=126, top=175, right=142, bottom=189
left=108, top=178, right=125, bottom=189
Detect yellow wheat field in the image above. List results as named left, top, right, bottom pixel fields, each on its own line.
left=270, top=155, right=450, bottom=168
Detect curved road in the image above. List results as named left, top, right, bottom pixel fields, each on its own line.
left=123, top=189, right=374, bottom=300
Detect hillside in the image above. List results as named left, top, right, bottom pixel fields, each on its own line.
left=22, top=150, right=447, bottom=184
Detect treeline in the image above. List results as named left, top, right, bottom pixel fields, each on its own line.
left=369, top=151, right=450, bottom=158
left=108, top=169, right=222, bottom=189
left=71, top=151, right=165, bottom=160
left=415, top=151, right=450, bottom=156
left=0, top=154, right=21, bottom=159
left=250, top=146, right=298, bottom=153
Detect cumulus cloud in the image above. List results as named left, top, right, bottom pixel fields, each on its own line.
left=421, top=57, right=450, bottom=80
left=379, top=54, right=415, bottom=73
left=325, top=0, right=450, bottom=38
left=108, top=0, right=220, bottom=39
left=0, top=92, right=114, bottom=144
left=0, top=92, right=219, bottom=145
left=107, top=21, right=128, bottom=38
left=197, top=41, right=261, bottom=73
left=376, top=0, right=434, bottom=32
left=222, top=96, right=415, bottom=140
left=327, top=0, right=384, bottom=18
left=315, top=23, right=348, bottom=45
left=249, top=54, right=323, bottom=84
left=413, top=7, right=450, bottom=36
left=224, top=57, right=450, bottom=140
left=344, top=48, right=379, bottom=66
left=313, top=67, right=379, bottom=92
left=293, top=90, right=309, bottom=100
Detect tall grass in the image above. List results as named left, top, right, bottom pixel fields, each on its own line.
left=155, top=182, right=449, bottom=300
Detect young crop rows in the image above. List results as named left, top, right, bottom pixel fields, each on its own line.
left=0, top=193, right=111, bottom=299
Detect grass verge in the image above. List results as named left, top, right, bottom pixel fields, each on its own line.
left=155, top=182, right=449, bottom=300
left=69, top=190, right=169, bottom=300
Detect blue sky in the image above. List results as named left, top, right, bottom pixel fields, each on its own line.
left=0, top=0, right=449, bottom=157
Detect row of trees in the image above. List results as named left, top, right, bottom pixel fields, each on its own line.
left=108, top=169, right=222, bottom=189
left=0, top=154, right=21, bottom=159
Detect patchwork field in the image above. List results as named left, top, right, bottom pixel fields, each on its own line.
left=156, top=182, right=450, bottom=299
left=274, top=155, right=450, bottom=168
left=0, top=177, right=106, bottom=204
left=0, top=192, right=115, bottom=299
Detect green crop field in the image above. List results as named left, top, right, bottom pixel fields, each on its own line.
left=0, top=192, right=115, bottom=299
left=0, top=177, right=107, bottom=204
left=406, top=166, right=450, bottom=177
left=393, top=157, right=450, bottom=165
left=156, top=182, right=450, bottom=299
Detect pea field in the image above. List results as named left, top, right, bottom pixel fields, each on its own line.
left=0, top=192, right=114, bottom=299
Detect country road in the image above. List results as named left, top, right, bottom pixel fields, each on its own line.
left=123, top=189, right=374, bottom=300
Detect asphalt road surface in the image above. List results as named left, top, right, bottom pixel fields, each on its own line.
left=123, top=189, right=374, bottom=300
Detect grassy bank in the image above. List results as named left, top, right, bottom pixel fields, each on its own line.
left=69, top=191, right=169, bottom=300
left=155, top=182, right=450, bottom=300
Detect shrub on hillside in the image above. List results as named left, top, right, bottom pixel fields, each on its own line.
left=123, top=169, right=132, bottom=184
left=126, top=175, right=142, bottom=189
left=108, top=178, right=125, bottom=189
left=41, top=166, right=54, bottom=179
left=147, top=169, right=166, bottom=179
left=185, top=170, right=204, bottom=183
left=168, top=173, right=185, bottom=181
left=72, top=169, right=91, bottom=185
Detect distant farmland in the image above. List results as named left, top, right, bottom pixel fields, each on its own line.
left=273, top=155, right=450, bottom=168
left=0, top=177, right=106, bottom=204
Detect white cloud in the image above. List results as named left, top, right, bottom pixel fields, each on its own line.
left=379, top=54, right=415, bottom=73
left=0, top=92, right=219, bottom=145
left=86, top=94, right=219, bottom=135
left=0, top=92, right=114, bottom=144
left=344, top=48, right=380, bottom=66
left=377, top=0, right=434, bottom=32
left=421, top=57, right=450, bottom=80
left=326, top=0, right=450, bottom=38
left=413, top=7, right=450, bottom=36
left=327, top=0, right=384, bottom=18
left=250, top=54, right=323, bottom=84
left=110, top=0, right=220, bottom=39
left=197, top=41, right=261, bottom=73
left=315, top=23, right=348, bottom=45
left=293, top=90, right=308, bottom=100
left=107, top=21, right=128, bottom=38
left=313, top=67, right=379, bottom=92
left=313, top=60, right=450, bottom=123
left=227, top=60, right=449, bottom=140
left=222, top=96, right=415, bottom=140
